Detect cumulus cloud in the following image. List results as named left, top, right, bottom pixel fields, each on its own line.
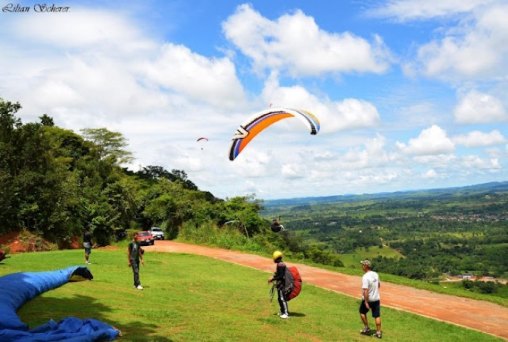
left=454, top=91, right=507, bottom=124
left=0, top=7, right=246, bottom=131
left=340, top=135, right=395, bottom=169
left=231, top=149, right=272, bottom=178
left=222, top=4, right=391, bottom=76
left=331, top=99, right=381, bottom=131
left=397, top=125, right=455, bottom=155
left=142, top=44, right=245, bottom=108
left=405, top=2, right=508, bottom=80
left=261, top=74, right=380, bottom=133
left=453, top=130, right=506, bottom=147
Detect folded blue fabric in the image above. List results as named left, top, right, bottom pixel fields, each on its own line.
left=0, top=267, right=119, bottom=341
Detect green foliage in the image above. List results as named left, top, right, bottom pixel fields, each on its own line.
left=0, top=100, right=147, bottom=244
left=80, top=128, right=133, bottom=165
left=0, top=98, right=273, bottom=250
left=462, top=279, right=504, bottom=294
left=262, top=186, right=508, bottom=283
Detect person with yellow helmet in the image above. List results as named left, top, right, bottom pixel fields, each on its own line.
left=268, top=250, right=289, bottom=319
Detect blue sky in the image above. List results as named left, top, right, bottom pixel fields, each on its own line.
left=1, top=0, right=507, bottom=199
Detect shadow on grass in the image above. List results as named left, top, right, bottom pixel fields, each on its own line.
left=289, top=311, right=306, bottom=317
left=20, top=294, right=173, bottom=341
left=117, top=321, right=174, bottom=341
left=116, top=322, right=173, bottom=342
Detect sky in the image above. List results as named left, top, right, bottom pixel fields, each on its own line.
left=1, top=0, right=507, bottom=200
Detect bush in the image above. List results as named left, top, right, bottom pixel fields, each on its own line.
left=462, top=279, right=499, bottom=294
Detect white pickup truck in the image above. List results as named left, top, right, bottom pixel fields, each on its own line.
left=149, top=227, right=165, bottom=240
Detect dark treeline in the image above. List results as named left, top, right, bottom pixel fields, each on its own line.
left=0, top=99, right=267, bottom=246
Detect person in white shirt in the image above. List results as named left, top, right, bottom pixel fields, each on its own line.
left=359, top=259, right=382, bottom=339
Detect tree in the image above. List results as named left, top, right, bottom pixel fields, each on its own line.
left=39, top=114, right=54, bottom=126
left=80, top=128, right=133, bottom=165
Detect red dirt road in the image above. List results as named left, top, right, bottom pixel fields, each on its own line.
left=146, top=240, right=508, bottom=340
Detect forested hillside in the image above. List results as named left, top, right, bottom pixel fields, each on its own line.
left=263, top=183, right=508, bottom=286
left=0, top=98, right=268, bottom=247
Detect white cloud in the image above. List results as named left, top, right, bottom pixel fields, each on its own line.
left=0, top=8, right=246, bottom=130
left=397, top=125, right=455, bottom=155
left=413, top=154, right=456, bottom=167
left=8, top=8, right=154, bottom=53
left=370, top=0, right=493, bottom=21
left=454, top=90, right=507, bottom=124
left=331, top=99, right=381, bottom=131
left=231, top=149, right=272, bottom=178
left=461, top=155, right=501, bottom=169
left=142, top=44, right=245, bottom=108
left=453, top=130, right=506, bottom=147
left=262, top=74, right=380, bottom=133
left=281, top=163, right=306, bottom=179
left=407, top=2, right=508, bottom=80
left=352, top=171, right=399, bottom=186
left=423, top=169, right=438, bottom=178
left=340, top=135, right=395, bottom=169
left=223, top=4, right=391, bottom=76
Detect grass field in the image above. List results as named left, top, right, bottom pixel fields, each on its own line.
left=339, top=246, right=404, bottom=269
left=0, top=249, right=503, bottom=341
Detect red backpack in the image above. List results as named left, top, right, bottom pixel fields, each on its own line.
left=284, top=266, right=302, bottom=301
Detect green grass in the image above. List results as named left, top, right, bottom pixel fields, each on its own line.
left=339, top=246, right=404, bottom=268
left=175, top=223, right=508, bottom=306
left=0, top=249, right=503, bottom=341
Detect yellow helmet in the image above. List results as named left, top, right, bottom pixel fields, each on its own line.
left=272, top=250, right=283, bottom=260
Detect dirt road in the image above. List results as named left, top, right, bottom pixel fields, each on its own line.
left=145, top=240, right=508, bottom=340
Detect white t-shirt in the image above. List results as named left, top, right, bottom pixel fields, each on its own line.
left=362, top=270, right=380, bottom=302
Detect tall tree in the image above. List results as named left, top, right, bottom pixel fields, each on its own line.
left=80, top=128, right=133, bottom=165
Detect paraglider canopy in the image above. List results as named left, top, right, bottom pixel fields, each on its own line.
left=229, top=107, right=320, bottom=161
left=197, top=137, right=209, bottom=150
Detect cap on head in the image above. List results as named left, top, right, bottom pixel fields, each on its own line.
left=272, top=250, right=283, bottom=261
left=360, top=259, right=372, bottom=267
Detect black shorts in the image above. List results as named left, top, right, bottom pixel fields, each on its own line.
left=359, top=300, right=381, bottom=318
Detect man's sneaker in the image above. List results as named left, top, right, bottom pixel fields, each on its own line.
left=374, top=332, right=382, bottom=339
left=136, top=285, right=143, bottom=290
left=279, top=314, right=289, bottom=319
left=360, top=327, right=371, bottom=335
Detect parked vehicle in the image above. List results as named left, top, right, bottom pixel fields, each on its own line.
left=135, top=231, right=155, bottom=246
left=149, top=227, right=165, bottom=240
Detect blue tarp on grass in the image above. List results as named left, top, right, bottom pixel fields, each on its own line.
left=0, top=266, right=119, bottom=341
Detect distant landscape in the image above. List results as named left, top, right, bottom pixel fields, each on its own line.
left=262, top=181, right=508, bottom=297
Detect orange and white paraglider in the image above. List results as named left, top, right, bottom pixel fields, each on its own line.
left=229, top=108, right=320, bottom=161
